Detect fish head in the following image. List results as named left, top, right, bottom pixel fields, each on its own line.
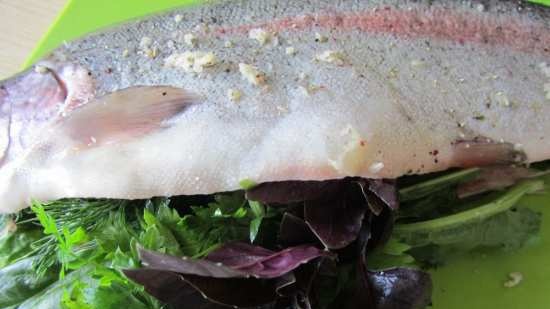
left=0, top=61, right=95, bottom=166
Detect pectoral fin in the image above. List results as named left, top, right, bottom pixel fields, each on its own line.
left=452, top=139, right=526, bottom=168
left=54, top=86, right=198, bottom=147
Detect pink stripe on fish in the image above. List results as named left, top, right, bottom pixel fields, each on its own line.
left=216, top=6, right=549, bottom=55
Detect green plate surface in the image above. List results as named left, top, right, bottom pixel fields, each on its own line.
left=28, top=1, right=550, bottom=308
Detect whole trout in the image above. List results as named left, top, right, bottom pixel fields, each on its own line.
left=0, top=0, right=549, bottom=212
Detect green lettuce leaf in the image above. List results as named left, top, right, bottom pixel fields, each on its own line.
left=393, top=171, right=547, bottom=266
left=0, top=221, right=42, bottom=269
left=0, top=257, right=57, bottom=308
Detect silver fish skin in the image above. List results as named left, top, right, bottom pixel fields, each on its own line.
left=0, top=0, right=549, bottom=213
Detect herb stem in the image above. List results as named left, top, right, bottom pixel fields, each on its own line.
left=395, top=180, right=544, bottom=236
left=399, top=168, right=480, bottom=202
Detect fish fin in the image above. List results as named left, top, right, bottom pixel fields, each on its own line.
left=452, top=139, right=526, bottom=168
left=54, top=86, right=198, bottom=147
left=457, top=166, right=535, bottom=198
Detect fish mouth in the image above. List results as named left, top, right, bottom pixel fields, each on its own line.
left=0, top=63, right=94, bottom=167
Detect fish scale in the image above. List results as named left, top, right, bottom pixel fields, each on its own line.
left=0, top=0, right=548, bottom=212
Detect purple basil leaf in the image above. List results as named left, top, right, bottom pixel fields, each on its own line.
left=205, top=242, right=275, bottom=268
left=139, top=248, right=247, bottom=278
left=358, top=179, right=399, bottom=211
left=275, top=273, right=297, bottom=296
left=368, top=268, right=433, bottom=309
left=304, top=191, right=367, bottom=249
left=124, top=269, right=277, bottom=308
left=365, top=191, right=386, bottom=215
left=206, top=242, right=331, bottom=279
left=246, top=180, right=343, bottom=204
left=368, top=209, right=395, bottom=250
left=278, top=213, right=319, bottom=246
left=356, top=180, right=383, bottom=215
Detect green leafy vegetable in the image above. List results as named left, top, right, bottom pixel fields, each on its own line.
left=139, top=205, right=183, bottom=256
left=367, top=238, right=416, bottom=270
left=248, top=201, right=265, bottom=242
left=0, top=193, right=271, bottom=309
left=22, top=199, right=127, bottom=276
left=0, top=161, right=547, bottom=309
left=239, top=178, right=257, bottom=190
left=0, top=257, right=57, bottom=308
left=60, top=266, right=158, bottom=309
left=394, top=180, right=544, bottom=245
left=31, top=202, right=102, bottom=278
left=0, top=222, right=42, bottom=269
left=173, top=193, right=258, bottom=257
left=393, top=169, right=547, bottom=267
left=5, top=265, right=159, bottom=309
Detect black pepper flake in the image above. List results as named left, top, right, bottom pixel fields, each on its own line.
left=106, top=68, right=113, bottom=74
left=473, top=115, right=485, bottom=121
left=87, top=71, right=92, bottom=76
left=434, top=159, right=439, bottom=164
left=162, top=92, right=167, bottom=96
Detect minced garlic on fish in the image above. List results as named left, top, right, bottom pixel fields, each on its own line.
left=227, top=89, right=242, bottom=102
left=286, top=47, right=297, bottom=56
left=368, top=162, right=385, bottom=174
left=239, top=63, right=267, bottom=86
left=330, top=126, right=369, bottom=175
left=249, top=28, right=271, bottom=46
left=139, top=36, right=158, bottom=59
left=316, top=50, right=346, bottom=65
left=183, top=33, right=198, bottom=47
left=164, top=51, right=218, bottom=73
left=224, top=40, right=234, bottom=48
left=315, top=33, right=328, bottom=43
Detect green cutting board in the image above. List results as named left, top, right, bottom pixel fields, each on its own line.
left=26, top=1, right=550, bottom=308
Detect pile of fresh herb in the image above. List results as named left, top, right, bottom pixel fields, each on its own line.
left=0, top=163, right=548, bottom=309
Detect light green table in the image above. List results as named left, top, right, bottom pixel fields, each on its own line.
left=28, top=1, right=550, bottom=308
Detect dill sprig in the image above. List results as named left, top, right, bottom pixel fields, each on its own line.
left=18, top=199, right=128, bottom=276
